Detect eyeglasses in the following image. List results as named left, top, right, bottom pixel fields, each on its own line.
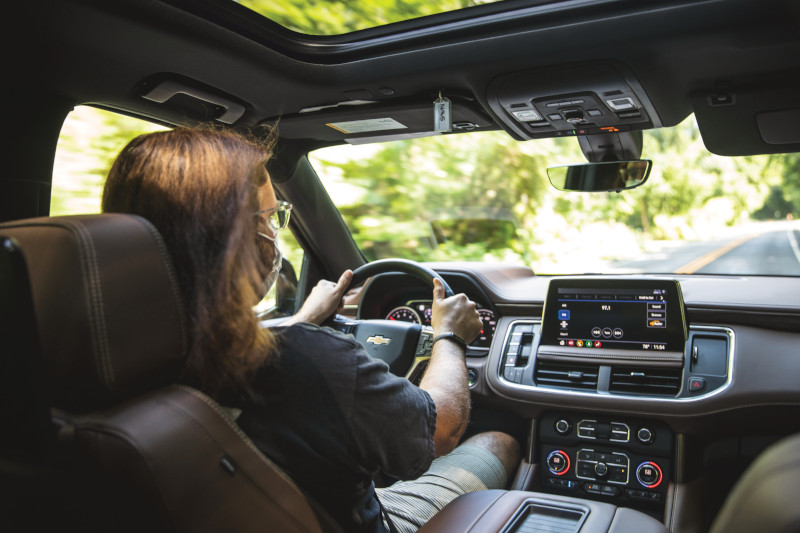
left=255, top=200, right=292, bottom=234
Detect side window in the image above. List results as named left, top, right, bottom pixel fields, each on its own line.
left=255, top=237, right=305, bottom=319
left=52, top=106, right=168, bottom=215
left=54, top=105, right=305, bottom=316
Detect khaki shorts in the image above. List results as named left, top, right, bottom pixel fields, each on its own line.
left=376, top=443, right=506, bottom=533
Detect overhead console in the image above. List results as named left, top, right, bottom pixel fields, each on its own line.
left=486, top=63, right=660, bottom=141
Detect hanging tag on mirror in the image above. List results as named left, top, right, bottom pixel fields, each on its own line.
left=433, top=92, right=451, bottom=133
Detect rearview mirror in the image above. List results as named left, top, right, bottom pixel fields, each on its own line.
left=547, top=160, right=652, bottom=192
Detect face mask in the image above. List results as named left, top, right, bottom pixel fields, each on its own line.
left=258, top=231, right=283, bottom=296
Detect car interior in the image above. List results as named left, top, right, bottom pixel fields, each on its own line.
left=3, top=0, right=800, bottom=532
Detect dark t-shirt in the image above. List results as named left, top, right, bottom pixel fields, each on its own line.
left=232, top=323, right=437, bottom=533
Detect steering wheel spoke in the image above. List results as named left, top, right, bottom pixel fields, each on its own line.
left=406, top=326, right=434, bottom=384
left=327, top=259, right=451, bottom=380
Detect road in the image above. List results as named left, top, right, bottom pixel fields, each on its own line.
left=607, top=221, right=800, bottom=276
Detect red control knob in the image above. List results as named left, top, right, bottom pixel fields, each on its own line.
left=636, top=461, right=663, bottom=488
left=547, top=450, right=570, bottom=476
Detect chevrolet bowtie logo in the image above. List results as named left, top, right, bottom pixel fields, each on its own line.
left=366, top=335, right=392, bottom=346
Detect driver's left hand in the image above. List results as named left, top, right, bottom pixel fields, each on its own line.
left=284, top=269, right=353, bottom=326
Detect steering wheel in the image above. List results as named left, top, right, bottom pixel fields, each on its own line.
left=329, top=259, right=455, bottom=380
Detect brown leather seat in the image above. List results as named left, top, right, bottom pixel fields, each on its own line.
left=709, top=432, right=800, bottom=533
left=0, top=215, right=338, bottom=533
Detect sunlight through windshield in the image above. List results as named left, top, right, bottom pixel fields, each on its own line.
left=312, top=117, right=800, bottom=276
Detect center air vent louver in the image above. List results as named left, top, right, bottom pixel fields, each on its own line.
left=534, top=361, right=599, bottom=391
left=610, top=366, right=682, bottom=396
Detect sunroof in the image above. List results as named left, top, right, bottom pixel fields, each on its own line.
left=236, top=0, right=505, bottom=36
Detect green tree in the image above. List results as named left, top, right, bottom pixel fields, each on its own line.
left=238, top=0, right=487, bottom=35
left=52, top=106, right=167, bottom=215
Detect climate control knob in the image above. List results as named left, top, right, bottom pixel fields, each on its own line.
left=546, top=450, right=570, bottom=476
left=636, top=461, right=663, bottom=488
left=594, top=462, right=608, bottom=477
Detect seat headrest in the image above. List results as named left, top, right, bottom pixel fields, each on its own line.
left=0, top=215, right=188, bottom=412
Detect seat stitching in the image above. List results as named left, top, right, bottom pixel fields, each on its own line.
left=129, top=215, right=189, bottom=356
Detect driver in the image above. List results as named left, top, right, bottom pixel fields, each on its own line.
left=102, top=126, right=520, bottom=533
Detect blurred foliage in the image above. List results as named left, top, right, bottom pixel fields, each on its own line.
left=53, top=106, right=305, bottom=312
left=52, top=107, right=167, bottom=215
left=54, top=106, right=800, bottom=277
left=237, top=0, right=497, bottom=35
left=312, top=117, right=799, bottom=270
left=229, top=0, right=800, bottom=272
left=316, top=132, right=549, bottom=262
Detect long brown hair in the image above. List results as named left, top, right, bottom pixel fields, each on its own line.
left=102, top=126, right=278, bottom=399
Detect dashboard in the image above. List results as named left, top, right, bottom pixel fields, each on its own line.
left=384, top=300, right=497, bottom=348
left=356, top=263, right=800, bottom=521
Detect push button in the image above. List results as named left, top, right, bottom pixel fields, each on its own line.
left=577, top=420, right=598, bottom=438
left=608, top=465, right=628, bottom=484
left=555, top=418, right=572, bottom=435
left=689, top=377, right=706, bottom=392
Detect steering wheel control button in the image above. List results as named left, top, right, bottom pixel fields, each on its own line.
left=546, top=450, right=570, bottom=476
left=577, top=419, right=598, bottom=439
left=555, top=419, right=572, bottom=435
left=636, top=462, right=663, bottom=489
left=637, top=427, right=654, bottom=444
left=415, top=328, right=434, bottom=356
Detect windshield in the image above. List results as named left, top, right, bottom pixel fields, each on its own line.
left=312, top=116, right=800, bottom=276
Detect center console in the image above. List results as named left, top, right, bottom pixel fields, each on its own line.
left=537, top=412, right=672, bottom=516
left=417, top=490, right=669, bottom=533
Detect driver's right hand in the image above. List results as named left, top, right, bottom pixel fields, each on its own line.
left=430, top=278, right=482, bottom=344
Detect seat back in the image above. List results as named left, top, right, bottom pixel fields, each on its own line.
left=0, top=215, right=336, bottom=532
left=709, top=432, right=800, bottom=533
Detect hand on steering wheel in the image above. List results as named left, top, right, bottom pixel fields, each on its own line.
left=327, top=259, right=461, bottom=379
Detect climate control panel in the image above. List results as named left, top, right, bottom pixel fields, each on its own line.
left=538, top=413, right=673, bottom=511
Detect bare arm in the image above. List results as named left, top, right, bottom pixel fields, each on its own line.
left=419, top=278, right=482, bottom=457
left=283, top=269, right=352, bottom=326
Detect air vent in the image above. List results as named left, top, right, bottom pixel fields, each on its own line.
left=610, top=366, right=682, bottom=396
left=534, top=361, right=599, bottom=391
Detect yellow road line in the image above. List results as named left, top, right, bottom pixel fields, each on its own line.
left=673, top=234, right=758, bottom=274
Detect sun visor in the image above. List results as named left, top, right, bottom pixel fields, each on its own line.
left=692, top=73, right=800, bottom=156
left=267, top=98, right=496, bottom=142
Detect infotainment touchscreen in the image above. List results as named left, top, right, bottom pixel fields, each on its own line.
left=539, top=279, right=687, bottom=353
